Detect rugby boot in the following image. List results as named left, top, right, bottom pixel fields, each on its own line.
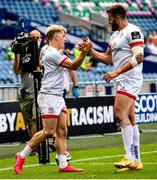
left=14, top=152, right=25, bottom=175
left=114, top=156, right=134, bottom=168
left=59, top=164, right=83, bottom=172
left=116, top=167, right=130, bottom=172
left=116, top=162, right=143, bottom=172
left=129, top=161, right=143, bottom=170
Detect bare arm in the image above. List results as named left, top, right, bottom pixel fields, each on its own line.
left=104, top=54, right=144, bottom=82
left=60, top=39, right=92, bottom=70
left=13, top=53, right=21, bottom=74
left=78, top=39, right=112, bottom=65
left=60, top=51, right=89, bottom=70
left=68, top=69, right=80, bottom=98
left=68, top=69, right=78, bottom=86
left=117, top=55, right=143, bottom=74
left=89, top=48, right=112, bottom=65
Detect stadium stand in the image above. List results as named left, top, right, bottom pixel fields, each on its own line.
left=49, top=0, right=157, bottom=35
left=0, top=0, right=89, bottom=37
left=0, top=0, right=157, bottom=84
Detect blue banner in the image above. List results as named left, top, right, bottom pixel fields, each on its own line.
left=135, top=93, right=157, bottom=123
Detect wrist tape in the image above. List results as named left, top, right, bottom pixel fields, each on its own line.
left=130, top=56, right=138, bottom=68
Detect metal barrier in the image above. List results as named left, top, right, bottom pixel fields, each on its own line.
left=0, top=83, right=20, bottom=101
left=69, top=79, right=157, bottom=97
left=0, top=79, right=156, bottom=101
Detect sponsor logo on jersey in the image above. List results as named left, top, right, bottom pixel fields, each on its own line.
left=131, top=31, right=141, bottom=40
left=112, top=47, right=122, bottom=52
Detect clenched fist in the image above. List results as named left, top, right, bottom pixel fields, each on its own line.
left=78, top=38, right=92, bottom=52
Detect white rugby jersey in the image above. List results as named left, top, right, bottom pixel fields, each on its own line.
left=63, top=68, right=70, bottom=91
left=109, top=23, right=144, bottom=80
left=39, top=45, right=68, bottom=96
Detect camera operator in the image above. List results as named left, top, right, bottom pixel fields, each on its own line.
left=13, top=30, right=42, bottom=142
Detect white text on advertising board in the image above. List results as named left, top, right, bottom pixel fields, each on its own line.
left=67, top=106, right=114, bottom=126
left=0, top=112, right=26, bottom=132
left=135, top=94, right=157, bottom=123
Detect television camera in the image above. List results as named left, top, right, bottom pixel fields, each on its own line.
left=12, top=17, right=39, bottom=73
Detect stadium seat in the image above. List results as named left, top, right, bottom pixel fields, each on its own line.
left=0, top=1, right=156, bottom=84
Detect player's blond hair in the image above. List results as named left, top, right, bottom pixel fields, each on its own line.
left=45, top=25, right=67, bottom=41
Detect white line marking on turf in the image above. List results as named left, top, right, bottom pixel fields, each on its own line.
left=72, top=162, right=157, bottom=165
left=1, top=150, right=157, bottom=171
left=71, top=150, right=157, bottom=163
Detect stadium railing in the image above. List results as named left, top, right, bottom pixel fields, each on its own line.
left=0, top=83, right=19, bottom=101
left=0, top=79, right=156, bottom=102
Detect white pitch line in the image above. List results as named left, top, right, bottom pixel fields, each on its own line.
left=1, top=150, right=157, bottom=171
left=72, top=162, right=157, bottom=165
left=70, top=150, right=157, bottom=163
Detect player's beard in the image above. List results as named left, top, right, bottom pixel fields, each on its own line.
left=111, top=19, right=119, bottom=31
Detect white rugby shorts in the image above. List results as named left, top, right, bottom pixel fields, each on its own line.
left=38, top=93, right=67, bottom=118
left=114, top=78, right=143, bottom=100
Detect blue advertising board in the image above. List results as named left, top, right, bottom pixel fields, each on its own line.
left=0, top=94, right=156, bottom=143
left=136, top=93, right=157, bottom=123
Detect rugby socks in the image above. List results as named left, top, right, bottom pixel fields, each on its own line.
left=132, top=124, right=141, bottom=162
left=19, top=144, right=32, bottom=159
left=121, top=124, right=134, bottom=160
left=58, top=155, right=68, bottom=168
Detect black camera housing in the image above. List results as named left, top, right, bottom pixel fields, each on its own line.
left=12, top=32, right=39, bottom=73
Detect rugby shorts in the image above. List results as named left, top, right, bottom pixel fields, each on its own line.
left=114, top=78, right=143, bottom=100
left=38, top=93, right=67, bottom=118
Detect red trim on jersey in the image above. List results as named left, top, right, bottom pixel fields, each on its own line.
left=61, top=109, right=67, bottom=114
left=41, top=114, right=59, bottom=118
left=59, top=57, right=68, bottom=65
left=116, top=90, right=136, bottom=100
left=129, top=41, right=144, bottom=48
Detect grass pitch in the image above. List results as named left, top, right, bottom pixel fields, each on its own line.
left=0, top=128, right=157, bottom=179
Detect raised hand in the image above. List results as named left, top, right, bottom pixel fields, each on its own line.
left=78, top=38, right=92, bottom=52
